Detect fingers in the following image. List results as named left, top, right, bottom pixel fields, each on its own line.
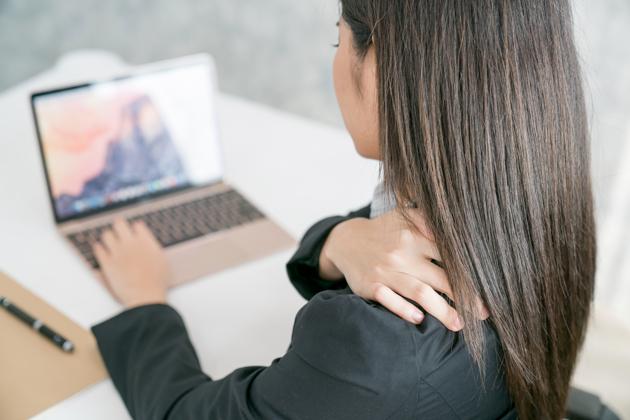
left=408, top=264, right=489, bottom=320
left=133, top=220, right=151, bottom=237
left=95, top=219, right=160, bottom=257
left=372, top=283, right=425, bottom=325
left=100, top=228, right=118, bottom=253
left=93, top=242, right=114, bottom=294
left=400, top=210, right=442, bottom=262
left=394, top=213, right=442, bottom=262
left=113, top=218, right=133, bottom=240
left=97, top=219, right=135, bottom=256
left=388, top=272, right=463, bottom=331
left=403, top=259, right=453, bottom=300
left=132, top=220, right=160, bottom=247
left=417, top=236, right=441, bottom=262
left=93, top=241, right=110, bottom=264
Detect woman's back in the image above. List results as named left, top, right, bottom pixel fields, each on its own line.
left=291, top=287, right=514, bottom=419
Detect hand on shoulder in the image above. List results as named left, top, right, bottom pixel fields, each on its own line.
left=319, top=209, right=488, bottom=331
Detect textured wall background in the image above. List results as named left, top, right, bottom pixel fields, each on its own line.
left=1, top=0, right=629, bottom=305
left=0, top=0, right=342, bottom=124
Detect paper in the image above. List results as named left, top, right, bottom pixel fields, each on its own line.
left=0, top=272, right=108, bottom=420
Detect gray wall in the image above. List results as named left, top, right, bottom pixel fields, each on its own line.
left=0, top=0, right=342, bottom=125
left=572, top=0, right=630, bottom=213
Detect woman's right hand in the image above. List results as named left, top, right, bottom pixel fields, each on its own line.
left=319, top=210, right=487, bottom=331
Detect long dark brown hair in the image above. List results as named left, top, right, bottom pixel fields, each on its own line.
left=339, top=1, right=596, bottom=418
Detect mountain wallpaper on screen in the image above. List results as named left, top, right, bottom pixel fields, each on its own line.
left=55, top=95, right=189, bottom=217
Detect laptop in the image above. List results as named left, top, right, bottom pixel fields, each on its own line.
left=30, top=55, right=295, bottom=286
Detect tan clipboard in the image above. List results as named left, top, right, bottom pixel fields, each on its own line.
left=0, top=272, right=108, bottom=420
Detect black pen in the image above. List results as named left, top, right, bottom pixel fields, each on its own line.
left=0, top=295, right=74, bottom=353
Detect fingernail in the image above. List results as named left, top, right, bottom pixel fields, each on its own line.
left=411, top=311, right=424, bottom=323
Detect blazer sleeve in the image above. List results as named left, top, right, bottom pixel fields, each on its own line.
left=285, top=204, right=371, bottom=301
left=91, top=291, right=416, bottom=420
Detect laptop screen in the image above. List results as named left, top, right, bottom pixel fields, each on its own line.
left=31, top=58, right=224, bottom=223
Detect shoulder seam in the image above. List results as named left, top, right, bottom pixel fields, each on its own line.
left=292, top=348, right=379, bottom=395
left=385, top=320, right=420, bottom=420
left=408, top=322, right=461, bottom=419
left=417, top=376, right=461, bottom=419
left=408, top=321, right=424, bottom=418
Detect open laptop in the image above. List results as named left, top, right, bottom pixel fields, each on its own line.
left=30, top=55, right=295, bottom=286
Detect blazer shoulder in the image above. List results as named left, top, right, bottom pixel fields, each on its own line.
left=291, top=288, right=419, bottom=397
left=291, top=290, right=512, bottom=418
left=409, top=314, right=513, bottom=418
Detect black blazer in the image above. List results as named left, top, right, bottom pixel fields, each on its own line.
left=92, top=204, right=516, bottom=419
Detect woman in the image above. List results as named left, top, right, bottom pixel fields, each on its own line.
left=92, top=1, right=596, bottom=419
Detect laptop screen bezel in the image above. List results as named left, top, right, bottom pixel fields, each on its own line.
left=30, top=56, right=224, bottom=225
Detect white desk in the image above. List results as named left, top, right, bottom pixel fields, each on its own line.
left=0, top=50, right=379, bottom=419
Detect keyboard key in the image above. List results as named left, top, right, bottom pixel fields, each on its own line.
left=67, top=190, right=264, bottom=269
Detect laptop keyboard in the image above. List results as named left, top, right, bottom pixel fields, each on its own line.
left=67, top=189, right=265, bottom=269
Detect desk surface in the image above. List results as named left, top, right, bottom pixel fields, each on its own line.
left=0, top=50, right=379, bottom=419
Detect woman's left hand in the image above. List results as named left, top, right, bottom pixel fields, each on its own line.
left=93, top=218, right=172, bottom=308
